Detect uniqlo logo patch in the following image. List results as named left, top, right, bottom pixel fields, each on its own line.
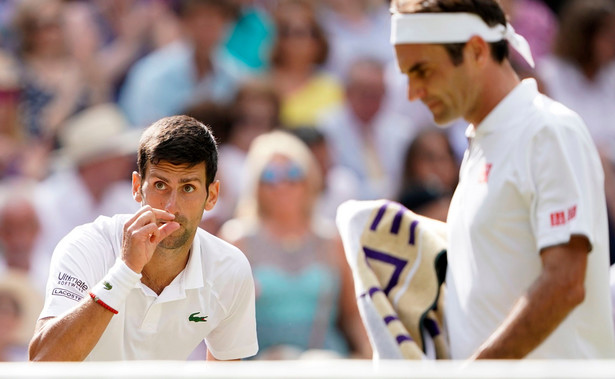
left=550, top=211, right=566, bottom=226
left=568, top=205, right=576, bottom=220
left=550, top=205, right=577, bottom=227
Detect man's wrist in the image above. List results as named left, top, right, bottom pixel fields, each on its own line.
left=90, top=259, right=142, bottom=314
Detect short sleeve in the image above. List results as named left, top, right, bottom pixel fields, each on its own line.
left=39, top=225, right=110, bottom=319
left=530, top=121, right=604, bottom=251
left=204, top=258, right=258, bottom=360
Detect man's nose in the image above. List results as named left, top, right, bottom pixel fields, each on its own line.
left=164, top=191, right=178, bottom=214
left=408, top=81, right=426, bottom=102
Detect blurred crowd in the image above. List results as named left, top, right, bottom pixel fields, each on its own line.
left=0, top=0, right=614, bottom=362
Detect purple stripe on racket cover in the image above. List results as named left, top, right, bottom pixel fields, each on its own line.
left=363, top=247, right=408, bottom=296
left=384, top=315, right=399, bottom=325
left=409, top=220, right=418, bottom=245
left=390, top=207, right=404, bottom=234
left=368, top=287, right=382, bottom=297
left=423, top=318, right=441, bottom=337
left=370, top=203, right=388, bottom=231
left=396, top=334, right=413, bottom=344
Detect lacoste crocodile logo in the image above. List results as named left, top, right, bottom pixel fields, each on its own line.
left=103, top=281, right=112, bottom=290
left=189, top=312, right=208, bottom=323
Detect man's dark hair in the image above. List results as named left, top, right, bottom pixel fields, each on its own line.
left=137, top=115, right=218, bottom=187
left=394, top=0, right=509, bottom=65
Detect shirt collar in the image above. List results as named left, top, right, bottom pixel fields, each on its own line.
left=465, top=78, right=539, bottom=139
left=135, top=231, right=205, bottom=299
left=182, top=232, right=204, bottom=290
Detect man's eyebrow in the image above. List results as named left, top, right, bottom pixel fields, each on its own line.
left=179, top=177, right=203, bottom=184
left=408, top=62, right=427, bottom=74
left=149, top=173, right=202, bottom=184
left=151, top=173, right=169, bottom=182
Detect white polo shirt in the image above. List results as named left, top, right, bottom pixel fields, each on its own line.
left=40, top=214, right=258, bottom=361
left=445, top=79, right=615, bottom=359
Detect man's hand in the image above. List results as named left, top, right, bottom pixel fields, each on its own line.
left=121, top=206, right=180, bottom=273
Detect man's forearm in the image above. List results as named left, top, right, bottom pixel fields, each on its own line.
left=471, top=268, right=585, bottom=359
left=29, top=298, right=114, bottom=361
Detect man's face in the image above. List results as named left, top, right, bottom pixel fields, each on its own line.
left=132, top=161, right=218, bottom=250
left=395, top=43, right=478, bottom=125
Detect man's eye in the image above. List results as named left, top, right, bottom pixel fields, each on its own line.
left=410, top=68, right=429, bottom=80
left=184, top=185, right=195, bottom=193
left=154, top=182, right=166, bottom=190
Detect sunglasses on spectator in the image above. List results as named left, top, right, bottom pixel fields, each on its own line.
left=260, top=161, right=305, bottom=184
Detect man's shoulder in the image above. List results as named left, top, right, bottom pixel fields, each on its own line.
left=522, top=92, right=588, bottom=137
left=193, top=229, right=253, bottom=299
left=51, top=215, right=127, bottom=271
left=195, top=228, right=250, bottom=267
left=59, top=214, right=127, bottom=251
left=89, top=214, right=130, bottom=234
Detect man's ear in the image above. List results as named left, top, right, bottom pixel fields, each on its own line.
left=132, top=171, right=143, bottom=203
left=204, top=180, right=220, bottom=211
left=466, top=35, right=490, bottom=67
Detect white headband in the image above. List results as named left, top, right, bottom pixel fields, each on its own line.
left=391, top=12, right=535, bottom=68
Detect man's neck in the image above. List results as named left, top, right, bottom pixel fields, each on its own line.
left=141, top=245, right=191, bottom=295
left=467, top=60, right=520, bottom=126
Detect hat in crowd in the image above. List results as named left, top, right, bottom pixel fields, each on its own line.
left=56, top=104, right=143, bottom=167
left=0, top=270, right=44, bottom=346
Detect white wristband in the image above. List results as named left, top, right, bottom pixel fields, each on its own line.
left=91, top=259, right=142, bottom=314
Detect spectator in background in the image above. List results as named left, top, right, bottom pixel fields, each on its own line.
left=500, top=0, right=557, bottom=77
left=291, top=127, right=359, bottom=225
left=0, top=50, right=26, bottom=179
left=0, top=49, right=51, bottom=181
left=0, top=284, right=23, bottom=361
left=537, top=0, right=615, bottom=158
left=318, top=0, right=394, bottom=79
left=268, top=0, right=343, bottom=129
left=224, top=0, right=275, bottom=72
left=221, top=131, right=370, bottom=359
left=13, top=0, right=107, bottom=141
left=397, top=129, right=459, bottom=222
left=0, top=181, right=47, bottom=294
left=60, top=0, right=179, bottom=101
left=119, top=0, right=249, bottom=127
left=199, top=78, right=280, bottom=234
left=317, top=58, right=415, bottom=200
left=0, top=271, right=43, bottom=361
left=33, top=104, right=141, bottom=284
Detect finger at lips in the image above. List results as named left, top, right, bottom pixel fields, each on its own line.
left=151, top=208, right=176, bottom=222
left=157, top=221, right=180, bottom=241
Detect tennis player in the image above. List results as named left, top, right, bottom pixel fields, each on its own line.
left=29, top=115, right=258, bottom=361
left=391, top=0, right=615, bottom=359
